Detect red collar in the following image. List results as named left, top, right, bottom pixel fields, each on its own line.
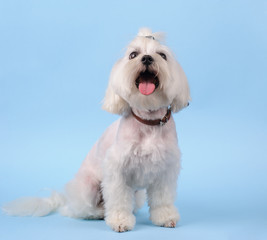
left=131, top=108, right=171, bottom=126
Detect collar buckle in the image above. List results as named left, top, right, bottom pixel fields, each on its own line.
left=159, top=120, right=165, bottom=126
left=160, top=115, right=169, bottom=126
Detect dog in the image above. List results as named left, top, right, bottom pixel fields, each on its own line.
left=3, top=28, right=190, bottom=232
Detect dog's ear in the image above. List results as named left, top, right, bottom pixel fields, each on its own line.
left=102, top=83, right=130, bottom=115
left=169, top=61, right=191, bottom=113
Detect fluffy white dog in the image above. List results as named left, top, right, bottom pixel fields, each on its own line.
left=3, top=28, right=190, bottom=232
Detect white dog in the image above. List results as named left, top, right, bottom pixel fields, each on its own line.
left=3, top=28, right=190, bottom=232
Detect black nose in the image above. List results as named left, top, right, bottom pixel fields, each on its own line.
left=141, top=55, right=154, bottom=66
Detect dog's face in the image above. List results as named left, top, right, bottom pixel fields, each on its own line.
left=103, top=28, right=190, bottom=114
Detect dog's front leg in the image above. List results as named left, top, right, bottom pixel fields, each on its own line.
left=147, top=175, right=180, bottom=228
left=102, top=163, right=135, bottom=232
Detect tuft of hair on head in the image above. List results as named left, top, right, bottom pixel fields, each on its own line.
left=137, top=27, right=166, bottom=43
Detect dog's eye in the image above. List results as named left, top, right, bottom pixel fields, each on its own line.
left=129, top=52, right=138, bottom=60
left=158, top=52, right=167, bottom=60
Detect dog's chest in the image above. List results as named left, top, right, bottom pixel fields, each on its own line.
left=123, top=128, right=170, bottom=188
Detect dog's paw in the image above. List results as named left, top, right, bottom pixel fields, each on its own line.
left=150, top=205, right=180, bottom=228
left=105, top=211, right=136, bottom=232
left=163, top=220, right=176, bottom=228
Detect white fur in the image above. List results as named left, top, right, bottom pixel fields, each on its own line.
left=2, top=28, right=190, bottom=232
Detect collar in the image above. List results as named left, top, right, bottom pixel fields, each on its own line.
left=131, top=108, right=172, bottom=126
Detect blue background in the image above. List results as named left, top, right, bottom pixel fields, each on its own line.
left=0, top=0, right=266, bottom=239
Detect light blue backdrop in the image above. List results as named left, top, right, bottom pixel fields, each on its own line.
left=0, top=0, right=266, bottom=239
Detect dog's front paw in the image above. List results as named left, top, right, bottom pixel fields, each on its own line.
left=105, top=211, right=136, bottom=232
left=150, top=205, right=180, bottom=228
left=163, top=220, right=176, bottom=228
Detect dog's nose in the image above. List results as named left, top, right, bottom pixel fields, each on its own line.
left=141, top=55, right=154, bottom=66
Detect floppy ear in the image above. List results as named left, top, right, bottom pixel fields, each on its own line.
left=102, top=83, right=130, bottom=115
left=170, top=61, right=191, bottom=113
left=102, top=59, right=130, bottom=115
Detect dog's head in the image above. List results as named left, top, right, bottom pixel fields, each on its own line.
left=102, top=28, right=190, bottom=114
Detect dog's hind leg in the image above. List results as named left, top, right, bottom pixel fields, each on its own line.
left=59, top=175, right=104, bottom=220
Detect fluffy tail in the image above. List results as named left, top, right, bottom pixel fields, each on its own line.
left=2, top=191, right=65, bottom=217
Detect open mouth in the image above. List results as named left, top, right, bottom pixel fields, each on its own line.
left=135, top=70, right=159, bottom=95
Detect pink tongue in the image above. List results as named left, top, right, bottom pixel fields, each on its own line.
left=138, top=82, right=155, bottom=95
